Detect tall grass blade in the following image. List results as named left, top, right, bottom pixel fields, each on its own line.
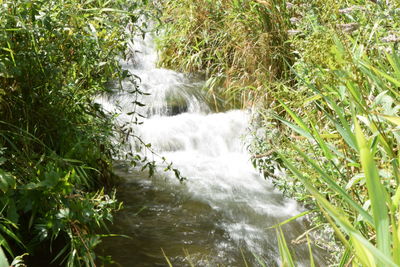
left=272, top=114, right=313, bottom=139
left=268, top=210, right=313, bottom=229
left=306, top=234, right=315, bottom=267
left=278, top=99, right=311, bottom=135
left=354, top=118, right=391, bottom=258
left=322, top=97, right=358, bottom=151
left=276, top=227, right=295, bottom=267
left=182, top=248, right=196, bottom=267
left=352, top=236, right=376, bottom=267
left=360, top=62, right=400, bottom=98
left=385, top=52, right=400, bottom=78
left=338, top=247, right=351, bottom=267
left=161, top=248, right=173, bottom=267
left=311, top=122, right=334, bottom=160
left=251, top=252, right=267, bottom=267
left=290, top=144, right=374, bottom=225
left=279, top=155, right=398, bottom=266
left=240, top=248, right=250, bottom=267
left=380, top=115, right=400, bottom=126
left=391, top=215, right=400, bottom=265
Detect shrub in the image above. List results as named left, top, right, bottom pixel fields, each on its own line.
left=0, top=0, right=149, bottom=265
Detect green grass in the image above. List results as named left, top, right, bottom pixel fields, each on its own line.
left=157, top=0, right=400, bottom=265
left=157, top=0, right=293, bottom=111
left=272, top=38, right=400, bottom=264
left=262, top=1, right=400, bottom=265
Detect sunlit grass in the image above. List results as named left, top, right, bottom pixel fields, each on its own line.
left=157, top=0, right=293, bottom=111
left=272, top=40, right=400, bottom=265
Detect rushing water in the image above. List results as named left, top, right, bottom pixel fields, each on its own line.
left=97, top=32, right=327, bottom=266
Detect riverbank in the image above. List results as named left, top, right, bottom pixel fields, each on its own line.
left=0, top=1, right=153, bottom=265
left=157, top=0, right=400, bottom=265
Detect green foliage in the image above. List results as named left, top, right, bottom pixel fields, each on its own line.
left=147, top=0, right=400, bottom=265
left=274, top=43, right=400, bottom=265
left=249, top=0, right=400, bottom=265
left=157, top=0, right=293, bottom=111
left=158, top=0, right=400, bottom=264
left=0, top=0, right=150, bottom=265
left=0, top=247, right=8, bottom=267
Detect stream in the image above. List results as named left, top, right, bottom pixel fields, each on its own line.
left=96, top=31, right=327, bottom=266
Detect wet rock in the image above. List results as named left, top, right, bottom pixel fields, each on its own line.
left=165, top=93, right=188, bottom=116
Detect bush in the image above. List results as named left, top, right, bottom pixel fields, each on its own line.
left=0, top=0, right=149, bottom=265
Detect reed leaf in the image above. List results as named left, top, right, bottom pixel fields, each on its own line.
left=276, top=227, right=295, bottom=267
left=280, top=154, right=398, bottom=266
left=354, top=118, right=391, bottom=259
left=306, top=234, right=315, bottom=267
left=360, top=62, right=400, bottom=98
left=289, top=144, right=374, bottom=225
left=162, top=248, right=173, bottom=267
left=278, top=100, right=311, bottom=135
left=0, top=246, right=8, bottom=267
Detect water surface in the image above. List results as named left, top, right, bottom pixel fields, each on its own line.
left=97, top=31, right=327, bottom=266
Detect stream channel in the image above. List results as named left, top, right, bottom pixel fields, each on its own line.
left=97, top=31, right=328, bottom=266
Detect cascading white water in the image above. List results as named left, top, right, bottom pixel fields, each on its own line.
left=98, top=32, right=325, bottom=266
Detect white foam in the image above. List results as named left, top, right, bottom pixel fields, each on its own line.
left=100, top=29, right=311, bottom=264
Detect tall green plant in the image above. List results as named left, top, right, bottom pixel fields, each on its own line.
left=0, top=0, right=151, bottom=265
left=157, top=0, right=293, bottom=110
left=271, top=40, right=400, bottom=265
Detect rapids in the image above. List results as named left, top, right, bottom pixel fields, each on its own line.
left=97, top=31, right=326, bottom=266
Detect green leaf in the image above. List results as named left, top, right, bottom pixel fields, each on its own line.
left=161, top=248, right=173, bottom=267
left=352, top=235, right=376, bottom=267
left=291, top=145, right=374, bottom=225
left=251, top=253, right=267, bottom=267
left=272, top=114, right=313, bottom=139
left=323, top=97, right=358, bottom=151
left=380, top=115, right=400, bottom=126
left=268, top=210, right=313, bottom=229
left=386, top=52, right=400, bottom=78
left=346, top=81, right=362, bottom=104
left=0, top=169, right=16, bottom=193
left=276, top=227, right=295, bottom=267
left=355, top=118, right=391, bottom=259
left=280, top=155, right=398, bottom=266
left=361, top=62, right=400, bottom=98
left=311, top=122, right=334, bottom=160
left=278, top=99, right=311, bottom=135
left=306, top=234, right=315, bottom=267
left=0, top=246, right=9, bottom=267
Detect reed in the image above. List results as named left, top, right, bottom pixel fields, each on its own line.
left=254, top=0, right=400, bottom=264
left=157, top=0, right=293, bottom=111
left=272, top=40, right=400, bottom=265
left=157, top=0, right=400, bottom=265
